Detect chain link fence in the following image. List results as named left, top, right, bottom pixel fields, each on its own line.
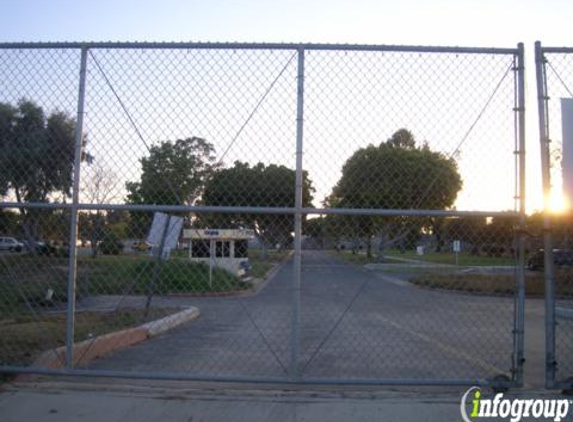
left=0, top=42, right=525, bottom=388
left=535, top=42, right=573, bottom=390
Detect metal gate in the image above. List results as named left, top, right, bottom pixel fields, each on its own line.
left=535, top=41, right=573, bottom=391
left=0, top=42, right=525, bottom=388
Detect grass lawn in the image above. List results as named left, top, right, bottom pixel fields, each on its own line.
left=0, top=254, right=248, bottom=315
left=328, top=248, right=516, bottom=267
left=80, top=255, right=248, bottom=296
left=409, top=270, right=573, bottom=297
left=385, top=249, right=516, bottom=266
left=0, top=307, right=174, bottom=367
left=0, top=248, right=291, bottom=316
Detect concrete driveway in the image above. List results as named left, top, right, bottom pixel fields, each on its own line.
left=79, top=250, right=545, bottom=386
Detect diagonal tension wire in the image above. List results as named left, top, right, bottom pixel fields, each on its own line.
left=237, top=300, right=289, bottom=375
left=547, top=60, right=573, bottom=98
left=88, top=51, right=184, bottom=206
left=409, top=60, right=515, bottom=213
left=301, top=274, right=372, bottom=373
left=90, top=49, right=295, bottom=373
left=378, top=60, right=515, bottom=250
left=215, top=51, right=298, bottom=166
left=306, top=61, right=516, bottom=371
left=449, top=62, right=515, bottom=160
left=79, top=51, right=189, bottom=365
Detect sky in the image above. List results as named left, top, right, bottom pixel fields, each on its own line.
left=1, top=0, right=572, bottom=213
left=0, top=0, right=571, bottom=47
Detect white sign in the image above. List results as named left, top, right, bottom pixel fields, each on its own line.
left=561, top=98, right=573, bottom=206
left=183, top=228, right=255, bottom=240
left=416, top=246, right=424, bottom=255
left=453, top=240, right=461, bottom=253
left=147, top=212, right=184, bottom=255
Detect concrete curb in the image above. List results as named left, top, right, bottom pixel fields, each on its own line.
left=24, top=307, right=201, bottom=374
left=141, top=307, right=200, bottom=337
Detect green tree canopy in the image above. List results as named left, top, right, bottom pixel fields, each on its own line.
left=326, top=129, right=463, bottom=257
left=0, top=99, right=87, bottom=241
left=126, top=137, right=217, bottom=206
left=126, top=137, right=217, bottom=236
left=0, top=99, right=84, bottom=202
left=202, top=161, right=315, bottom=252
left=328, top=129, right=461, bottom=210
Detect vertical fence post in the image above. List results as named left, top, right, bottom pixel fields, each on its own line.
left=514, top=42, right=527, bottom=386
left=535, top=40, right=557, bottom=388
left=291, top=47, right=305, bottom=380
left=65, top=46, right=89, bottom=368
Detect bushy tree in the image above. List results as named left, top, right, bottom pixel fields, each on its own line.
left=126, top=137, right=217, bottom=236
left=202, top=161, right=314, bottom=256
left=0, top=99, right=90, bottom=242
left=327, top=129, right=462, bottom=257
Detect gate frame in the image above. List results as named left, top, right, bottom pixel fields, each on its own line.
left=0, top=41, right=526, bottom=389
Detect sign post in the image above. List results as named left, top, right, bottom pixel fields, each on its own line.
left=453, top=240, right=461, bottom=266
left=145, top=212, right=183, bottom=316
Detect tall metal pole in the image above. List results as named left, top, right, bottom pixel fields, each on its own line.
left=535, top=41, right=556, bottom=388
left=514, top=43, right=527, bottom=386
left=65, top=46, right=89, bottom=368
left=291, top=47, right=305, bottom=380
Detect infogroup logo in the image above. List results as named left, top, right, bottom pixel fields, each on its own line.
left=460, top=387, right=571, bottom=422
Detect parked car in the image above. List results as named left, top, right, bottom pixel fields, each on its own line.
left=527, top=249, right=573, bottom=270
left=22, top=240, right=58, bottom=255
left=99, top=237, right=124, bottom=255
left=132, top=240, right=152, bottom=252
left=0, top=237, right=24, bottom=252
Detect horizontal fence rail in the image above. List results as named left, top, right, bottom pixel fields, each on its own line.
left=0, top=41, right=519, bottom=55
left=0, top=202, right=520, bottom=217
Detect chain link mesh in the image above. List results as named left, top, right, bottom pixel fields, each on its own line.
left=0, top=44, right=523, bottom=385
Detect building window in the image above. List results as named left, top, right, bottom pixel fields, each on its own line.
left=215, top=241, right=230, bottom=258
left=235, top=239, right=248, bottom=258
left=191, top=240, right=210, bottom=258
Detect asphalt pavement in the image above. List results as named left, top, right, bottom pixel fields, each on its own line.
left=68, top=250, right=544, bottom=386
left=1, top=250, right=564, bottom=422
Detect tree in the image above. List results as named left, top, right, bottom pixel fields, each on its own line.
left=126, top=137, right=217, bottom=236
left=0, top=209, right=20, bottom=237
left=483, top=213, right=518, bottom=256
left=202, top=161, right=315, bottom=256
left=0, top=99, right=90, bottom=243
left=304, top=216, right=328, bottom=249
left=327, top=129, right=462, bottom=257
left=81, top=161, right=121, bottom=257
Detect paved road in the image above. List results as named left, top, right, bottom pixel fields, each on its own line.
left=9, top=382, right=570, bottom=422
left=77, top=250, right=548, bottom=385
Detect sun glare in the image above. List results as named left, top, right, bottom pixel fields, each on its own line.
left=548, top=192, right=569, bottom=214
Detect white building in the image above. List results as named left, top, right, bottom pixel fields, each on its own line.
left=183, top=228, right=255, bottom=276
